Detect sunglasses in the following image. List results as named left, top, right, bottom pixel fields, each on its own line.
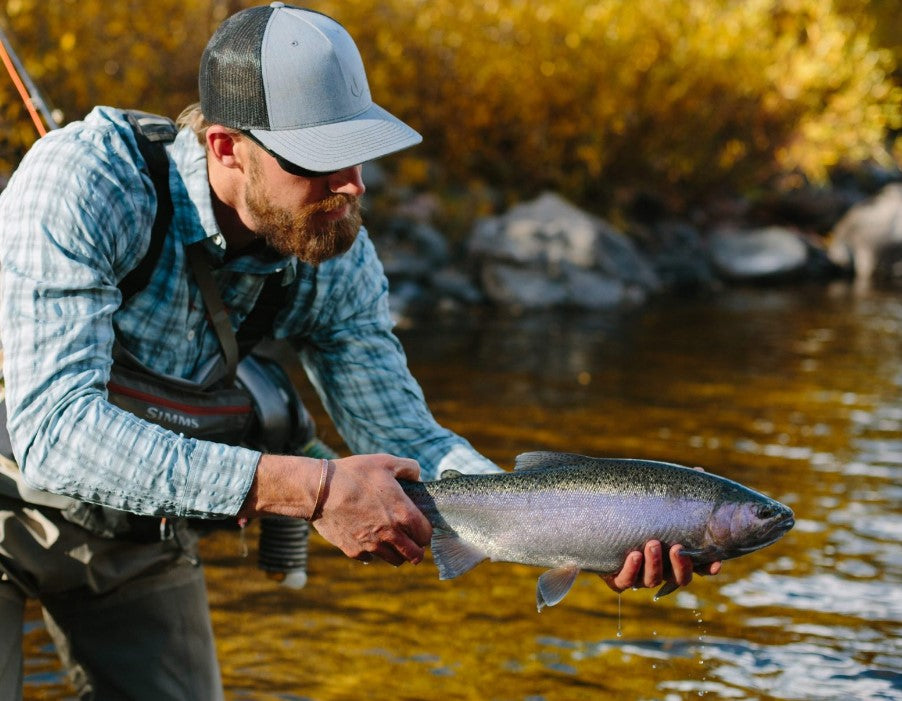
left=241, top=131, right=341, bottom=178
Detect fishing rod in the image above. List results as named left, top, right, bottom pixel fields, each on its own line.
left=0, top=22, right=60, bottom=136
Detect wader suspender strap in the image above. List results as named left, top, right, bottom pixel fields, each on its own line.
left=119, top=111, right=177, bottom=302
left=185, top=243, right=240, bottom=385
left=119, top=110, right=288, bottom=367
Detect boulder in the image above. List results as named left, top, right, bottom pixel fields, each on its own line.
left=709, top=226, right=833, bottom=282
left=468, top=192, right=659, bottom=309
left=635, top=220, right=718, bottom=293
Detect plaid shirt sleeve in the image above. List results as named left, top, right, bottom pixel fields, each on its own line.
left=280, top=233, right=500, bottom=481
left=0, top=109, right=257, bottom=518
left=0, top=107, right=497, bottom=521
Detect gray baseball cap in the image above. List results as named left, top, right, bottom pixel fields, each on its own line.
left=199, top=2, right=422, bottom=173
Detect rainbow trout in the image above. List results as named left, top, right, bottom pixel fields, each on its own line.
left=400, top=452, right=794, bottom=611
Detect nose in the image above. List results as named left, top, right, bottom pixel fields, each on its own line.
left=328, top=165, right=365, bottom=197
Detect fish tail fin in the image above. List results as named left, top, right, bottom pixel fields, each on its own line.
left=536, top=565, right=581, bottom=612
left=431, top=529, right=487, bottom=580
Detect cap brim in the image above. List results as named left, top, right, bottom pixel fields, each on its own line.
left=248, top=102, right=422, bottom=173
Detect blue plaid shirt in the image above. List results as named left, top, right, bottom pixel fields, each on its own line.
left=0, top=106, right=497, bottom=518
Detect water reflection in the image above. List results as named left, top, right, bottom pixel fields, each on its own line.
left=21, top=286, right=902, bottom=700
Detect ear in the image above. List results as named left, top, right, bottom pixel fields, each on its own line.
left=206, top=126, right=245, bottom=171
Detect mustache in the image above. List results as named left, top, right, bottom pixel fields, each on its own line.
left=304, top=193, right=357, bottom=216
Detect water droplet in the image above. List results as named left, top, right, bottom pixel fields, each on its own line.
left=616, top=593, right=623, bottom=638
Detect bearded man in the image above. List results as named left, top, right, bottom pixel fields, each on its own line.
left=0, top=4, right=711, bottom=698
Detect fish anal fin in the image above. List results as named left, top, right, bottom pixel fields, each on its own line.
left=431, top=529, right=486, bottom=580
left=536, top=565, right=581, bottom=612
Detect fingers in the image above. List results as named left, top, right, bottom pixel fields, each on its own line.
left=387, top=457, right=421, bottom=482
left=697, top=560, right=722, bottom=576
left=642, top=541, right=664, bottom=588
left=669, top=543, right=694, bottom=587
left=602, top=541, right=723, bottom=595
left=709, top=561, right=722, bottom=575
left=312, top=453, right=432, bottom=567
left=601, top=551, right=642, bottom=593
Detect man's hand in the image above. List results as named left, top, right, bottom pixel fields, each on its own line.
left=311, top=454, right=433, bottom=566
left=601, top=540, right=722, bottom=594
left=241, top=452, right=432, bottom=567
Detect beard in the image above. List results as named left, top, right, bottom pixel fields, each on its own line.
left=244, top=156, right=362, bottom=265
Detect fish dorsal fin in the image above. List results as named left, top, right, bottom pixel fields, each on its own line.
left=430, top=529, right=487, bottom=580
left=439, top=469, right=464, bottom=480
left=536, top=565, right=581, bottom=612
left=514, top=451, right=584, bottom=471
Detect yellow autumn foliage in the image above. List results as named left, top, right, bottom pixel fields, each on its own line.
left=1, top=0, right=899, bottom=213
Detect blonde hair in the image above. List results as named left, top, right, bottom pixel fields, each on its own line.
left=176, top=103, right=211, bottom=145
left=177, top=102, right=247, bottom=149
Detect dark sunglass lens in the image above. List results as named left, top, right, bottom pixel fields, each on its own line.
left=274, top=154, right=336, bottom=178
left=242, top=130, right=337, bottom=178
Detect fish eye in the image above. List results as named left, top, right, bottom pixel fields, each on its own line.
left=756, top=504, right=778, bottom=519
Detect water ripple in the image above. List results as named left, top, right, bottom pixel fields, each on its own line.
left=721, top=571, right=902, bottom=621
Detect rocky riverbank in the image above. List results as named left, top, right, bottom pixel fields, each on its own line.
left=367, top=164, right=902, bottom=317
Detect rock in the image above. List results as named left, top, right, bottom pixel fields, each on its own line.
left=431, top=267, right=484, bottom=305
left=709, top=226, right=814, bottom=282
left=468, top=192, right=659, bottom=308
left=374, top=219, right=450, bottom=282
left=635, top=220, right=717, bottom=293
left=827, top=183, right=902, bottom=287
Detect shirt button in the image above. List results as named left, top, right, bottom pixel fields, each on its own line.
left=187, top=330, right=195, bottom=340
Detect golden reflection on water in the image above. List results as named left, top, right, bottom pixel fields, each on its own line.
left=21, top=287, right=902, bottom=699
left=203, top=526, right=733, bottom=701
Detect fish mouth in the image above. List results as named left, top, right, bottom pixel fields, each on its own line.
left=736, top=513, right=795, bottom=554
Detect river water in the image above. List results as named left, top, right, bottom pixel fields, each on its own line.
left=22, top=285, right=902, bottom=700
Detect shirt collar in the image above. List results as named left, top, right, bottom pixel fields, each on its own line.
left=170, top=128, right=297, bottom=281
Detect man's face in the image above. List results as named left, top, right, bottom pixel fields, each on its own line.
left=243, top=146, right=363, bottom=265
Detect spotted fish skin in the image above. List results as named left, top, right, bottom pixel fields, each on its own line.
left=400, top=451, right=794, bottom=611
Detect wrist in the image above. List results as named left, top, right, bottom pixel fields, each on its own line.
left=308, top=458, right=332, bottom=520
left=239, top=454, right=330, bottom=519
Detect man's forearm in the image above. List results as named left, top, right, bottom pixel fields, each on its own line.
left=238, top=454, right=325, bottom=519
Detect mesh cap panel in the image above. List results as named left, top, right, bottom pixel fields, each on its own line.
left=199, top=6, right=272, bottom=129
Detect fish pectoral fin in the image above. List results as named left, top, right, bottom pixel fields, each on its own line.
left=536, top=565, right=581, bottom=612
left=654, top=548, right=709, bottom=600
left=431, top=529, right=487, bottom=580
left=653, top=580, right=680, bottom=600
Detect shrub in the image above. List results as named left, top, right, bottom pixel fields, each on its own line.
left=1, top=0, right=899, bottom=217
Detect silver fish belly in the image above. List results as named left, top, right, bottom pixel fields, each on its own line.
left=400, top=451, right=794, bottom=611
